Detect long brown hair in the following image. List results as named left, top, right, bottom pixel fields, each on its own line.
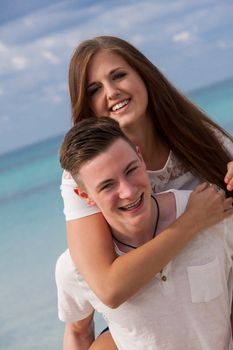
left=68, top=35, right=233, bottom=195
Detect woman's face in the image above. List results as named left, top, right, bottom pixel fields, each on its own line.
left=87, top=50, right=149, bottom=130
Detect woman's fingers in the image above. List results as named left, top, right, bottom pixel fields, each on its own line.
left=223, top=197, right=233, bottom=213
left=225, top=161, right=233, bottom=191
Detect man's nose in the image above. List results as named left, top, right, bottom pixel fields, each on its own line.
left=118, top=180, right=135, bottom=199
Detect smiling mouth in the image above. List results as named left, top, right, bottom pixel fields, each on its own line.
left=119, top=193, right=144, bottom=211
left=111, top=99, right=130, bottom=112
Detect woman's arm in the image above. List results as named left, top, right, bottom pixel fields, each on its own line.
left=67, top=183, right=233, bottom=308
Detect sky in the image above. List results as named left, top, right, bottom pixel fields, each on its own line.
left=0, top=0, right=233, bottom=154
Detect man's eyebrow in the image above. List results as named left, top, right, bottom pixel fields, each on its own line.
left=87, top=67, right=124, bottom=88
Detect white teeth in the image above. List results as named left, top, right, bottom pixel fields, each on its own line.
left=123, top=196, right=141, bottom=210
left=112, top=99, right=129, bottom=111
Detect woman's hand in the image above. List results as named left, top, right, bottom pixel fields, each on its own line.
left=224, top=161, right=233, bottom=191
left=186, top=182, right=233, bottom=232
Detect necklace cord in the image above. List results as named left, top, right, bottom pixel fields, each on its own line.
left=112, top=195, right=160, bottom=249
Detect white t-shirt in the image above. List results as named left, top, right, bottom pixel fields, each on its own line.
left=60, top=133, right=233, bottom=221
left=56, top=190, right=233, bottom=350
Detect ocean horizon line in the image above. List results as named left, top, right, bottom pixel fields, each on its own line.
left=0, top=133, right=64, bottom=158
left=1, top=75, right=233, bottom=158
left=186, top=75, right=233, bottom=95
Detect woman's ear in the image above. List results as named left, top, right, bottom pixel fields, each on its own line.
left=73, top=187, right=96, bottom=206
left=136, top=145, right=143, bottom=161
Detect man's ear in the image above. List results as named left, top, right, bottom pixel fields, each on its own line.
left=73, top=187, right=96, bottom=206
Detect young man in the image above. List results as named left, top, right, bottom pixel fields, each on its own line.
left=56, top=117, right=233, bottom=350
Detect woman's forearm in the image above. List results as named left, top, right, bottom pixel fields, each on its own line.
left=67, top=212, right=198, bottom=308
left=68, top=185, right=233, bottom=308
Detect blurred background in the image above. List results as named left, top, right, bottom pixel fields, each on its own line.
left=0, top=0, right=233, bottom=349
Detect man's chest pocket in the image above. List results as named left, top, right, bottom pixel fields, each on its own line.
left=187, top=257, right=223, bottom=303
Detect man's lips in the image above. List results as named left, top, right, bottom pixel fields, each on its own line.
left=119, top=193, right=144, bottom=211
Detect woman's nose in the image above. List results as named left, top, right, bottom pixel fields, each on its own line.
left=106, top=83, right=121, bottom=100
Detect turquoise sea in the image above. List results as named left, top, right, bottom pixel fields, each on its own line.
left=0, top=78, right=233, bottom=349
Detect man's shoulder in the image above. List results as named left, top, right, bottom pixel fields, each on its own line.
left=172, top=189, right=191, bottom=218
left=55, top=249, right=79, bottom=286
left=156, top=189, right=191, bottom=219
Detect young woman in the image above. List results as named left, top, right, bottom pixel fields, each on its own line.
left=59, top=36, right=233, bottom=348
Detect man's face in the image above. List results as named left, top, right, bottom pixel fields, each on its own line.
left=78, top=138, right=152, bottom=234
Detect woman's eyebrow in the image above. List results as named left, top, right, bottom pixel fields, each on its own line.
left=109, top=67, right=124, bottom=74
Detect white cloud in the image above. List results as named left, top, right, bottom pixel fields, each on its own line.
left=23, top=17, right=34, bottom=28
left=51, top=94, right=63, bottom=104
left=41, top=82, right=67, bottom=105
left=11, top=56, right=28, bottom=70
left=0, top=41, right=9, bottom=54
left=41, top=50, right=60, bottom=64
left=41, top=37, right=56, bottom=48
left=173, top=31, right=191, bottom=43
left=131, top=35, right=145, bottom=46
left=217, top=40, right=233, bottom=50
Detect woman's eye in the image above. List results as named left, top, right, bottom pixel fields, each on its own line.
left=88, top=85, right=101, bottom=96
left=113, top=71, right=126, bottom=80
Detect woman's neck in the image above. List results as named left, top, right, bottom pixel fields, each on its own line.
left=123, top=116, right=170, bottom=171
